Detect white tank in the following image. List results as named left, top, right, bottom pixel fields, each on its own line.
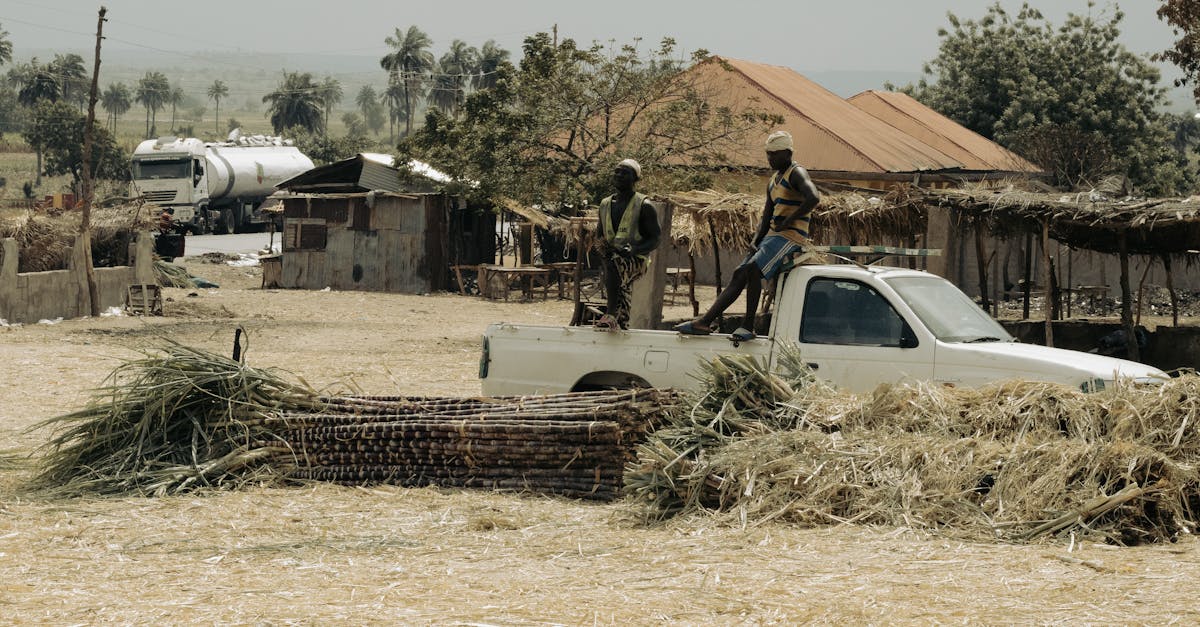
left=205, top=143, right=314, bottom=201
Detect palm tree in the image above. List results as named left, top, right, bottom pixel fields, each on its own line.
left=262, top=71, right=324, bottom=134
left=318, top=76, right=342, bottom=136
left=14, top=58, right=61, bottom=185
left=428, top=65, right=459, bottom=116
left=207, top=79, right=229, bottom=135
left=475, top=39, right=510, bottom=90
left=0, top=23, right=13, bottom=67
left=381, top=81, right=406, bottom=144
left=380, top=25, right=434, bottom=136
left=437, top=40, right=478, bottom=117
left=167, top=83, right=184, bottom=133
left=135, top=71, right=169, bottom=138
left=356, top=85, right=378, bottom=122
left=50, top=53, right=87, bottom=111
left=101, top=82, right=131, bottom=133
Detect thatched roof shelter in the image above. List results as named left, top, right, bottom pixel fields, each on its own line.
left=0, top=202, right=159, bottom=272
left=921, top=188, right=1200, bottom=256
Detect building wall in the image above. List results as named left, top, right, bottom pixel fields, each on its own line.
left=0, top=233, right=156, bottom=324
left=280, top=193, right=449, bottom=293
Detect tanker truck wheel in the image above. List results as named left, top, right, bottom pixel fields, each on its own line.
left=216, top=208, right=234, bottom=235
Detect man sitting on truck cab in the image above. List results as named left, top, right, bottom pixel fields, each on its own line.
left=674, top=130, right=820, bottom=340
left=594, top=158, right=662, bottom=331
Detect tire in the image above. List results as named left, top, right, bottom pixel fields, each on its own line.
left=216, top=208, right=234, bottom=235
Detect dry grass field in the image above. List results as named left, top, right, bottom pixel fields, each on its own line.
left=1, top=259, right=1199, bottom=624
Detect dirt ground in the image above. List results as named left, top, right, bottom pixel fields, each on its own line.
left=1, top=258, right=1198, bottom=625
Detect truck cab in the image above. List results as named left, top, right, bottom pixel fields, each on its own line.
left=130, top=137, right=208, bottom=233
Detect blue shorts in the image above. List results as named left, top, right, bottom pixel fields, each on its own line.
left=744, top=234, right=802, bottom=280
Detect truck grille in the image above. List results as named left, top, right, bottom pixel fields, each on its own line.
left=140, top=190, right=177, bottom=203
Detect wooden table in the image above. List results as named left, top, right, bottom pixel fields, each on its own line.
left=665, top=267, right=692, bottom=305
left=479, top=265, right=553, bottom=301
left=538, top=262, right=579, bottom=300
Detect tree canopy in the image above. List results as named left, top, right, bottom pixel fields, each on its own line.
left=262, top=71, right=324, bottom=134
left=1155, top=0, right=1200, bottom=102
left=23, top=101, right=128, bottom=184
left=407, top=34, right=776, bottom=210
left=900, top=3, right=1190, bottom=195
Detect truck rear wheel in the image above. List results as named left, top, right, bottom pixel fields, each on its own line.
left=216, top=208, right=234, bottom=235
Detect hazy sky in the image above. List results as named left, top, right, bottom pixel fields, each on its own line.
left=0, top=0, right=1182, bottom=77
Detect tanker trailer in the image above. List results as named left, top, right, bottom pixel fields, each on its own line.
left=131, top=131, right=314, bottom=234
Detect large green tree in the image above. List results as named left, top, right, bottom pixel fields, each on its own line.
left=135, top=71, right=169, bottom=138
left=1155, top=0, right=1200, bottom=102
left=23, top=100, right=128, bottom=186
left=380, top=25, right=434, bottom=137
left=901, top=3, right=1189, bottom=195
left=206, top=79, right=228, bottom=135
left=262, top=71, right=324, bottom=134
left=408, top=34, right=777, bottom=209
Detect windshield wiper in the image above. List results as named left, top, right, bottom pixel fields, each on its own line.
left=963, top=336, right=1004, bottom=343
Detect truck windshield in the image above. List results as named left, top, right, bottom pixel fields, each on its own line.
left=885, top=276, right=1013, bottom=343
left=132, top=158, right=190, bottom=180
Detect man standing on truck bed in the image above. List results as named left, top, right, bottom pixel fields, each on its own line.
left=674, top=130, right=820, bottom=340
left=595, top=158, right=662, bottom=331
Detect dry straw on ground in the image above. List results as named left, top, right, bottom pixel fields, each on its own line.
left=627, top=348, right=1200, bottom=545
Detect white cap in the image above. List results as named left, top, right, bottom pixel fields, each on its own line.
left=617, top=158, right=642, bottom=178
left=765, top=130, right=793, bottom=151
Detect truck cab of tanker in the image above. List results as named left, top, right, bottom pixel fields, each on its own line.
left=130, top=136, right=209, bottom=234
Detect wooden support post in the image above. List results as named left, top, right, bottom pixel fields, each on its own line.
left=974, top=223, right=990, bottom=311
left=78, top=6, right=107, bottom=318
left=1163, top=254, right=1178, bottom=327
left=688, top=251, right=698, bottom=318
left=1022, top=231, right=1033, bottom=320
left=1041, top=220, right=1054, bottom=347
left=1135, top=258, right=1153, bottom=327
left=707, top=216, right=723, bottom=296
left=1117, top=229, right=1139, bottom=362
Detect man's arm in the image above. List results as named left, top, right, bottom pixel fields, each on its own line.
left=630, top=200, right=662, bottom=256
left=787, top=167, right=820, bottom=217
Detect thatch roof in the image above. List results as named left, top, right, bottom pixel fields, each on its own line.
left=923, top=188, right=1200, bottom=256
left=0, top=203, right=159, bottom=272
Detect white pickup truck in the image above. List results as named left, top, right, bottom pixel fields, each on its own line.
left=479, top=262, right=1166, bottom=395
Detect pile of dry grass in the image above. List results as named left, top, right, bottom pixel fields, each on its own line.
left=0, top=203, right=157, bottom=272
left=626, top=348, right=1200, bottom=545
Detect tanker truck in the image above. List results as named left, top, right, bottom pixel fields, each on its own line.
left=130, top=130, right=314, bottom=234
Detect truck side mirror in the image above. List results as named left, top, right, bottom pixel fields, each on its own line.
left=900, top=322, right=919, bottom=349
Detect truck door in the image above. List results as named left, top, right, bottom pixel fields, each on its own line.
left=795, top=278, right=934, bottom=393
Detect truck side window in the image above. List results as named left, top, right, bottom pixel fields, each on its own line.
left=800, top=279, right=906, bottom=347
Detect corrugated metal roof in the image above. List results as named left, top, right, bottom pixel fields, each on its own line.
left=694, top=57, right=965, bottom=173
left=848, top=90, right=1042, bottom=173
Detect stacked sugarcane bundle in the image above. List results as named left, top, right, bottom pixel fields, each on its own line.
left=30, top=342, right=678, bottom=501
left=626, top=344, right=1200, bottom=545
left=261, top=389, right=676, bottom=500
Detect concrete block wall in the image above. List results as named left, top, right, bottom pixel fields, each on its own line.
left=0, top=232, right=156, bottom=324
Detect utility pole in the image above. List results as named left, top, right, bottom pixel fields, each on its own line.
left=552, top=24, right=558, bottom=47
left=80, top=6, right=107, bottom=317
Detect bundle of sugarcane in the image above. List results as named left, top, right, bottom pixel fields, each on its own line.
left=262, top=389, right=679, bottom=500
left=30, top=342, right=323, bottom=497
